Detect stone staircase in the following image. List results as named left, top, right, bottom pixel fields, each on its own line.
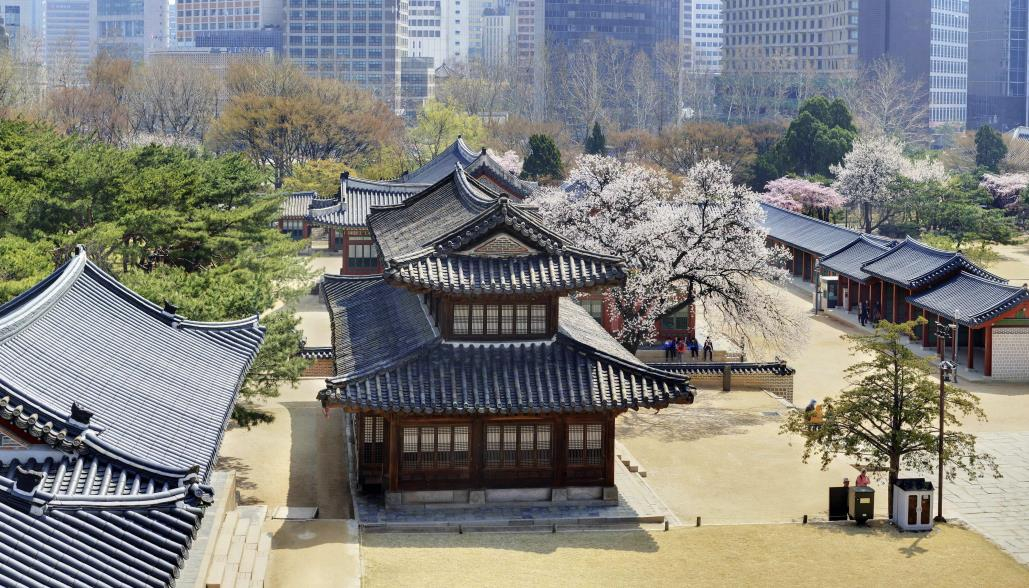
left=616, top=443, right=647, bottom=478
left=203, top=505, right=273, bottom=588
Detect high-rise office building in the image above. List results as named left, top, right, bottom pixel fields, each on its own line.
left=175, top=0, right=282, bottom=46
left=543, top=1, right=680, bottom=54
left=860, top=0, right=969, bottom=127
left=967, top=0, right=1027, bottom=131
left=92, top=0, right=168, bottom=62
left=682, top=1, right=723, bottom=72
left=43, top=0, right=91, bottom=81
left=723, top=0, right=859, bottom=74
left=0, top=0, right=42, bottom=51
left=480, top=2, right=511, bottom=66
left=283, top=0, right=409, bottom=109
left=407, top=0, right=467, bottom=67
left=512, top=0, right=542, bottom=68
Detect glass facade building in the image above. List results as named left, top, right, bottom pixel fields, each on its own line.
left=543, top=0, right=679, bottom=54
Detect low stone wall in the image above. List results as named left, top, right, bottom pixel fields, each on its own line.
left=649, top=362, right=795, bottom=403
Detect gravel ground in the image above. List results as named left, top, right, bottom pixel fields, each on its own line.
left=361, top=523, right=1029, bottom=587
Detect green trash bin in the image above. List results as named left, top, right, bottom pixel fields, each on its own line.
left=848, top=486, right=875, bottom=524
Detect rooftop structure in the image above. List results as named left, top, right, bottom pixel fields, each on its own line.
left=317, top=168, right=692, bottom=507
left=0, top=247, right=264, bottom=585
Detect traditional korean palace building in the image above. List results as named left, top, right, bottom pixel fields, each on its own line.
left=762, top=203, right=1029, bottom=380
left=278, top=138, right=538, bottom=275
left=0, top=247, right=264, bottom=586
left=317, top=167, right=694, bottom=506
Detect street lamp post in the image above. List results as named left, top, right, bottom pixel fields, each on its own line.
left=936, top=359, right=954, bottom=523
left=951, top=314, right=959, bottom=384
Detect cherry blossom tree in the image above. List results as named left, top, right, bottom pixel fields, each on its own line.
left=533, top=155, right=806, bottom=355
left=487, top=148, right=523, bottom=175
left=831, top=136, right=947, bottom=233
left=763, top=177, right=845, bottom=220
left=980, top=172, right=1029, bottom=208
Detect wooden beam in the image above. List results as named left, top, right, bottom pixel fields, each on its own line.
left=387, top=416, right=401, bottom=492
left=985, top=326, right=993, bottom=377
left=967, top=325, right=975, bottom=370
left=604, top=415, right=616, bottom=487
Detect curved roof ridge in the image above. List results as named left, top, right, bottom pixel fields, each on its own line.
left=454, top=163, right=502, bottom=205
left=821, top=234, right=890, bottom=261
left=323, top=272, right=384, bottom=283
left=951, top=269, right=1017, bottom=288
left=0, top=251, right=86, bottom=344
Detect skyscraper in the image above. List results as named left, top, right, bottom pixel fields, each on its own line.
left=543, top=0, right=680, bottom=54
left=682, top=1, right=723, bottom=72
left=92, top=0, right=168, bottom=62
left=723, top=0, right=859, bottom=74
left=859, top=0, right=969, bottom=127
left=43, top=0, right=91, bottom=82
left=175, top=0, right=282, bottom=46
left=283, top=0, right=408, bottom=108
left=967, top=0, right=1027, bottom=130
left=407, top=0, right=468, bottom=67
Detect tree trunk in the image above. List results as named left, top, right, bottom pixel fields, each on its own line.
left=888, top=452, right=900, bottom=519
left=862, top=202, right=872, bottom=234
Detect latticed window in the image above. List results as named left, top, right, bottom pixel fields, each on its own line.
left=470, top=305, right=485, bottom=335
left=360, top=415, right=385, bottom=465
left=515, top=304, right=529, bottom=334
left=485, top=424, right=552, bottom=468
left=400, top=425, right=470, bottom=471
left=530, top=304, right=547, bottom=334
left=567, top=423, right=604, bottom=466
left=453, top=304, right=470, bottom=335
left=347, top=242, right=379, bottom=269
left=485, top=305, right=500, bottom=335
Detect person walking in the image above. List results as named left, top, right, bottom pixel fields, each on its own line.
left=689, top=337, right=699, bottom=359
left=662, top=338, right=675, bottom=361
left=859, top=300, right=868, bottom=327
left=675, top=337, right=686, bottom=362
left=702, top=336, right=714, bottom=361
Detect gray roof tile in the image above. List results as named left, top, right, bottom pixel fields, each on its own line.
left=818, top=235, right=893, bottom=282
left=906, top=271, right=1029, bottom=325
left=760, top=203, right=863, bottom=256
left=397, top=137, right=480, bottom=184
left=861, top=237, right=1003, bottom=289
left=307, top=177, right=428, bottom=229
left=280, top=191, right=315, bottom=219
left=0, top=249, right=264, bottom=478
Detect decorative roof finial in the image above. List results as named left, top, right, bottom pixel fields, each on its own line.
left=12, top=467, right=44, bottom=498
left=163, top=300, right=178, bottom=316
left=69, top=402, right=93, bottom=430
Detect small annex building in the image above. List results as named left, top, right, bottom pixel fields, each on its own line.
left=762, top=203, right=1029, bottom=380
left=318, top=168, right=694, bottom=507
left=0, top=247, right=264, bottom=587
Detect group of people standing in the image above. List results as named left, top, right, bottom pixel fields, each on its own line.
left=858, top=300, right=882, bottom=327
left=662, top=336, right=713, bottom=362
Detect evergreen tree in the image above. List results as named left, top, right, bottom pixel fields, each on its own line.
left=975, top=125, right=1007, bottom=172
left=779, top=96, right=857, bottom=177
left=584, top=122, right=607, bottom=155
left=521, top=134, right=564, bottom=181
left=781, top=319, right=997, bottom=514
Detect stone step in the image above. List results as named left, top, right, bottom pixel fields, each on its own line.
left=205, top=506, right=271, bottom=588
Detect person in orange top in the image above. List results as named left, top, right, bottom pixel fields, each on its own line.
left=856, top=469, right=871, bottom=487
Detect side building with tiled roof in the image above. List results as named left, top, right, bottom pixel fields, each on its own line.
left=317, top=168, right=694, bottom=507
left=0, top=247, right=264, bottom=586
left=761, top=203, right=1029, bottom=380
left=302, top=139, right=539, bottom=275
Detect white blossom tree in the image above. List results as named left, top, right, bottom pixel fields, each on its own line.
left=980, top=172, right=1029, bottom=208
left=831, top=136, right=946, bottom=233
left=487, top=148, right=523, bottom=175
left=533, top=155, right=806, bottom=355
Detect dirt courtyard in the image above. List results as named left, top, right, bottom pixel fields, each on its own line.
left=361, top=523, right=1029, bottom=588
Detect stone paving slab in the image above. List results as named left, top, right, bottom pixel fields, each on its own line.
left=941, top=432, right=1029, bottom=565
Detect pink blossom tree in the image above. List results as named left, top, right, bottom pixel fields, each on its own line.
left=487, top=148, right=523, bottom=175
left=764, top=177, right=846, bottom=220
left=980, top=173, right=1029, bottom=208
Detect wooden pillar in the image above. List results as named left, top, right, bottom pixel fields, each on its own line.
left=328, top=228, right=336, bottom=251
left=967, top=326, right=975, bottom=370
left=470, top=417, right=484, bottom=488
left=850, top=279, right=859, bottom=312
left=554, top=417, right=568, bottom=487
left=603, top=415, right=616, bottom=487
left=340, top=230, right=348, bottom=274
left=985, top=326, right=993, bottom=377
left=387, top=416, right=401, bottom=492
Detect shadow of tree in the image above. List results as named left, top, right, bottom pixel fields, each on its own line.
left=215, top=455, right=260, bottom=505
left=617, top=403, right=772, bottom=443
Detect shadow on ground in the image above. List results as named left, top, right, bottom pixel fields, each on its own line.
left=617, top=402, right=771, bottom=443
left=362, top=527, right=661, bottom=554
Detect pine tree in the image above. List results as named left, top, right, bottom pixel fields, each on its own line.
left=521, top=134, right=564, bottom=181
left=584, top=122, right=607, bottom=155
left=975, top=125, right=1007, bottom=172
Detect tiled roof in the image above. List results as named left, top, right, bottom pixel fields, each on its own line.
left=818, top=235, right=894, bottom=283
left=861, top=237, right=1003, bottom=289
left=280, top=191, right=315, bottom=219
left=464, top=151, right=537, bottom=199
left=0, top=453, right=210, bottom=588
left=648, top=361, right=797, bottom=376
left=387, top=252, right=626, bottom=295
left=760, top=203, right=863, bottom=257
left=906, top=271, right=1029, bottom=326
left=307, top=176, right=427, bottom=229
left=0, top=248, right=265, bottom=478
left=397, top=137, right=479, bottom=184
left=321, top=275, right=437, bottom=376
left=371, top=168, right=625, bottom=295
left=318, top=291, right=694, bottom=415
